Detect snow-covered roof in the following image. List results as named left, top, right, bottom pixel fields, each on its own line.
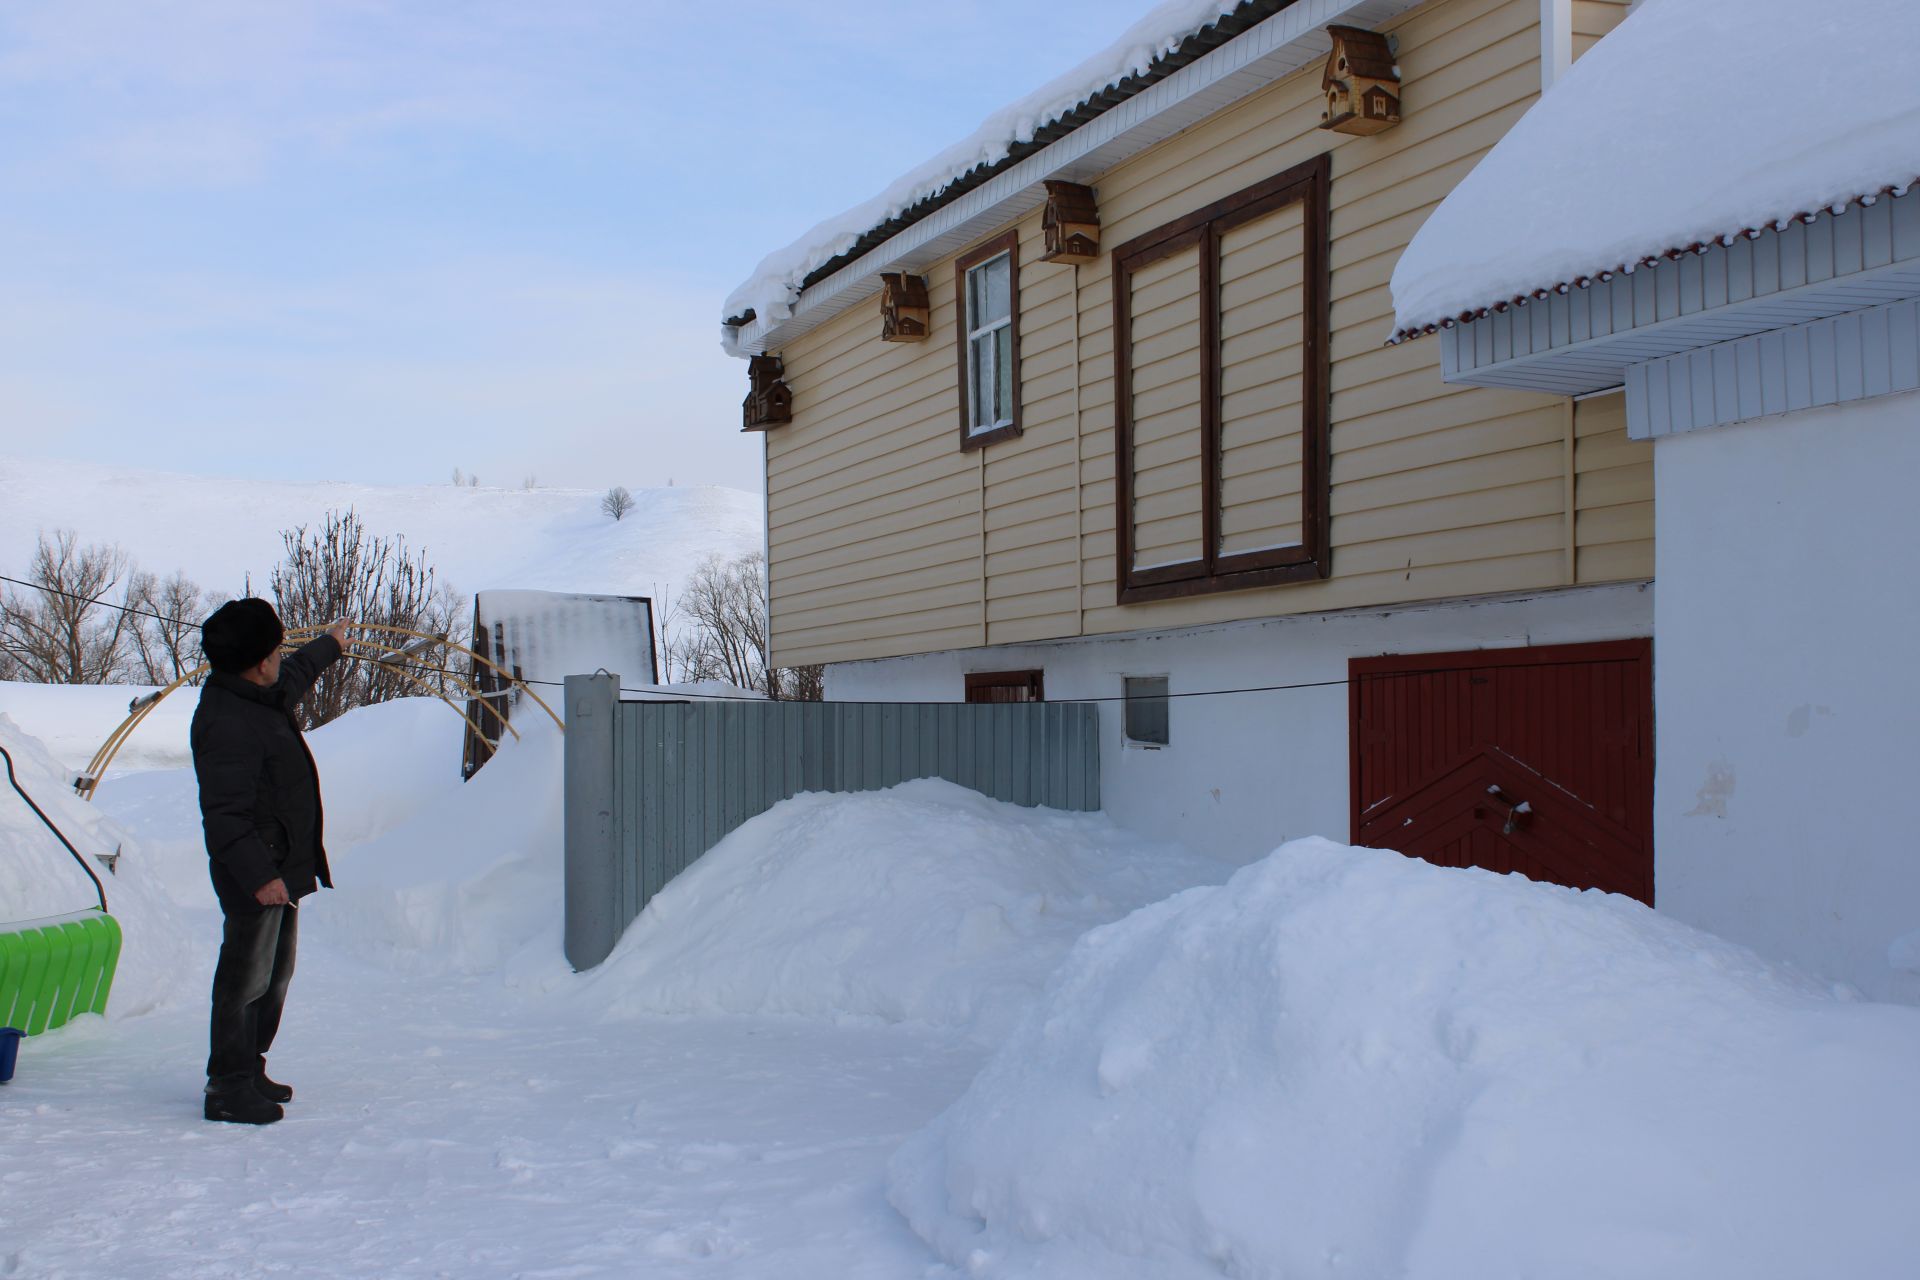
left=1390, top=0, right=1920, bottom=341
left=720, top=0, right=1272, bottom=345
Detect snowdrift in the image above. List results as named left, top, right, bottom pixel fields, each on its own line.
left=888, top=838, right=1920, bottom=1280
left=580, top=780, right=1227, bottom=1043
left=0, top=715, right=195, bottom=1021
left=317, top=715, right=565, bottom=977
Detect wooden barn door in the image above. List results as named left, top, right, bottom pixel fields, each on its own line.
left=1349, top=640, right=1653, bottom=903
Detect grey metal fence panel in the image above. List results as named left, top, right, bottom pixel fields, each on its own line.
left=563, top=690, right=1102, bottom=969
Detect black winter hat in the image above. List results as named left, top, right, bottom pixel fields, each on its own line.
left=201, top=598, right=285, bottom=674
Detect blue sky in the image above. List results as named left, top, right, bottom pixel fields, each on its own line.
left=0, top=0, right=1142, bottom=494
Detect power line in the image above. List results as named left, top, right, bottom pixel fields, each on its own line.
left=0, top=572, right=198, bottom=631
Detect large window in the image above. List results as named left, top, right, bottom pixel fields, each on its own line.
left=955, top=231, right=1021, bottom=449
left=1111, top=153, right=1331, bottom=603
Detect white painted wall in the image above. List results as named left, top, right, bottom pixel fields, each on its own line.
left=827, top=584, right=1652, bottom=867
left=1655, top=390, right=1920, bottom=1003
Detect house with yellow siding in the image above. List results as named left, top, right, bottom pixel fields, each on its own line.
left=722, top=0, right=1654, bottom=896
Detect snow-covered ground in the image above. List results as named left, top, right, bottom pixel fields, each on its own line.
left=5, top=690, right=1919, bottom=1277
left=0, top=452, right=761, bottom=604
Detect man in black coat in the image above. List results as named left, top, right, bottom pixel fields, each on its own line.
left=193, top=598, right=349, bottom=1125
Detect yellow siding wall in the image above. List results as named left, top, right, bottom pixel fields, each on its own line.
left=765, top=0, right=1652, bottom=667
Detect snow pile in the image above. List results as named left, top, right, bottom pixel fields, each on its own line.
left=1391, top=0, right=1920, bottom=335
left=583, top=780, right=1226, bottom=1043
left=0, top=715, right=195, bottom=1020
left=889, top=838, right=1920, bottom=1280
left=722, top=0, right=1244, bottom=341
left=304, top=697, right=468, bottom=851
left=317, top=715, right=566, bottom=977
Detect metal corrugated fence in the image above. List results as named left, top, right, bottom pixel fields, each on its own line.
left=562, top=675, right=1101, bottom=969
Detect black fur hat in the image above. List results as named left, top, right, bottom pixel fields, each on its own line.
left=201, top=598, right=284, bottom=674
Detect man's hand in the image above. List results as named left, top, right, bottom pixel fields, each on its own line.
left=327, top=619, right=351, bottom=652
left=254, top=878, right=291, bottom=907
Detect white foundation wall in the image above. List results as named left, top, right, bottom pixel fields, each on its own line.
left=825, top=584, right=1652, bottom=867
left=1655, top=390, right=1920, bottom=1003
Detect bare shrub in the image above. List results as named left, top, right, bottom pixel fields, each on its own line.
left=0, top=531, right=140, bottom=683
left=269, top=509, right=463, bottom=729
left=601, top=486, right=634, bottom=521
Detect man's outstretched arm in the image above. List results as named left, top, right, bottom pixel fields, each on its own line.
left=278, top=621, right=351, bottom=702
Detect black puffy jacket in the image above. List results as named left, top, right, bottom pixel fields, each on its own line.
left=190, top=635, right=343, bottom=914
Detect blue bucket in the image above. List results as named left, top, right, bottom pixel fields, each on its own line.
left=0, top=1026, right=20, bottom=1083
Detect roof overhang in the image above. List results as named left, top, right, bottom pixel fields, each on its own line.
left=1438, top=190, right=1920, bottom=419
left=727, top=0, right=1422, bottom=358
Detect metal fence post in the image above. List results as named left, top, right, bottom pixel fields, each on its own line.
left=563, top=672, right=619, bottom=971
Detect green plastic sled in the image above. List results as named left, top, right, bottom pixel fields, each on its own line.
left=0, top=910, right=123, bottom=1036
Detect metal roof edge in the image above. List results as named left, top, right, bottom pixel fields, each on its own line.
left=728, top=0, right=1421, bottom=358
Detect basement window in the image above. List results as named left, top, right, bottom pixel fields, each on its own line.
left=965, top=669, right=1045, bottom=703
left=1123, top=675, right=1170, bottom=747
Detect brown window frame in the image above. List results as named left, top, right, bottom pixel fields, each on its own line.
left=1111, top=152, right=1331, bottom=604
left=964, top=669, right=1045, bottom=703
left=954, top=230, right=1022, bottom=451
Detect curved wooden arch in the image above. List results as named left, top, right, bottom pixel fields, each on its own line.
left=75, top=625, right=565, bottom=800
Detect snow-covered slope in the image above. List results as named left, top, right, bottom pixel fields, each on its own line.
left=889, top=838, right=1920, bottom=1280
left=0, top=452, right=761, bottom=603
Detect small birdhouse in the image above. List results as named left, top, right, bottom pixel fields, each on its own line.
left=1319, top=26, right=1400, bottom=136
left=1040, top=181, right=1101, bottom=264
left=742, top=354, right=792, bottom=432
left=879, top=272, right=930, bottom=342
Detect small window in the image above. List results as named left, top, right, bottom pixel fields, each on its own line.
left=1123, top=676, right=1170, bottom=746
left=954, top=230, right=1021, bottom=450
left=965, top=669, right=1045, bottom=704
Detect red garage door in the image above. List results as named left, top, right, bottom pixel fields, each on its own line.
left=1349, top=640, right=1653, bottom=903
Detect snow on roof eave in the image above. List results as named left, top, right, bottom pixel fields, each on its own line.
left=1387, top=183, right=1920, bottom=347
left=724, top=0, right=1428, bottom=359
left=1386, top=0, right=1920, bottom=346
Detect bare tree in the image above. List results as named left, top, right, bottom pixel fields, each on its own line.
left=774, top=663, right=825, bottom=702
left=0, top=531, right=140, bottom=683
left=661, top=551, right=820, bottom=700
left=269, top=509, right=462, bottom=728
left=128, top=570, right=210, bottom=685
left=601, top=486, right=634, bottom=521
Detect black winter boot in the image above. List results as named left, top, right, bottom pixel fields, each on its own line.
left=254, top=1070, right=293, bottom=1104
left=204, top=1076, right=283, bottom=1125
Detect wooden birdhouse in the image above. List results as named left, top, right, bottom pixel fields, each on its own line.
left=879, top=272, right=930, bottom=342
left=1319, top=26, right=1400, bottom=135
left=741, top=354, right=792, bottom=431
left=1040, top=181, right=1101, bottom=264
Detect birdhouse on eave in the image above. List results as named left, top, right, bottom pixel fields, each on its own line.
left=1319, top=26, right=1400, bottom=136
left=1040, top=181, right=1101, bottom=264
left=879, top=272, right=931, bottom=342
left=742, top=354, right=792, bottom=431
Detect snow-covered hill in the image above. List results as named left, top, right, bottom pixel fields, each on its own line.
left=0, top=453, right=762, bottom=603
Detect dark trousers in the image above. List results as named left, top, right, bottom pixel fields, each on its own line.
left=206, top=903, right=298, bottom=1086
